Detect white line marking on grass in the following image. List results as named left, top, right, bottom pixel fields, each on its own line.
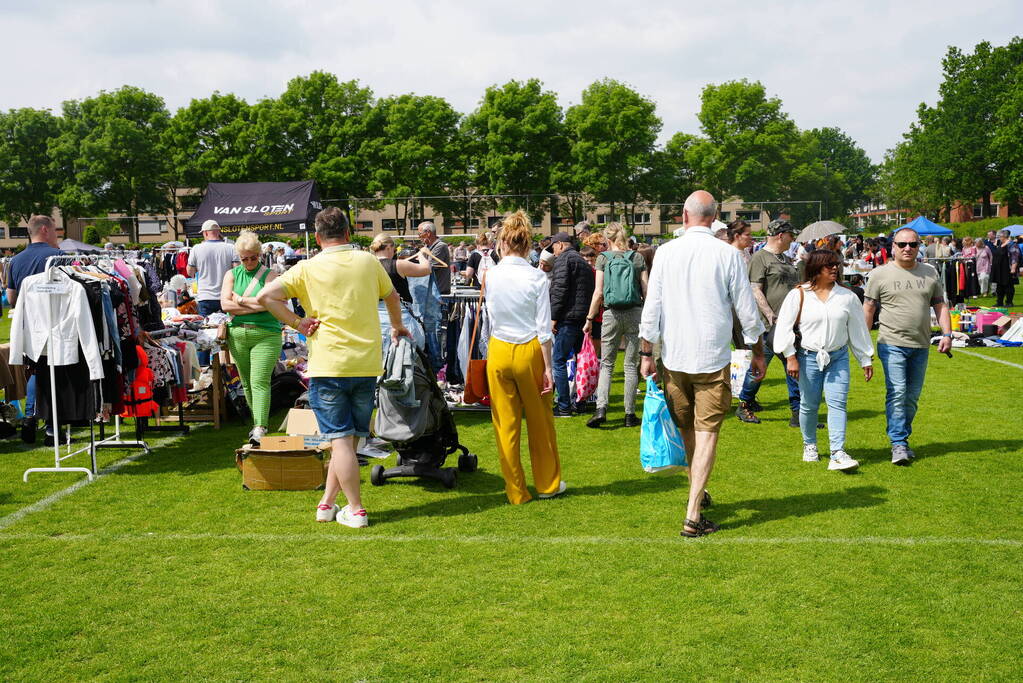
left=0, top=433, right=189, bottom=531
left=957, top=349, right=1023, bottom=370
left=1, top=531, right=1020, bottom=548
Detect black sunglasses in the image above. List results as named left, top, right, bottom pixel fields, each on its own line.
left=894, top=241, right=920, bottom=249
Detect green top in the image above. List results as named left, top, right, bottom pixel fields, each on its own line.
left=227, top=264, right=281, bottom=331
left=748, top=247, right=800, bottom=316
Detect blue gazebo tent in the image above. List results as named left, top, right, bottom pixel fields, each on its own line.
left=892, top=215, right=954, bottom=237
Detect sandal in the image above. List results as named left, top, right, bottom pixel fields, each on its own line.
left=681, top=516, right=719, bottom=538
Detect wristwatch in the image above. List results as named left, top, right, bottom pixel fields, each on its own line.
left=941, top=333, right=952, bottom=338
left=639, top=351, right=653, bottom=357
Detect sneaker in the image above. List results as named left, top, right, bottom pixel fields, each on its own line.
left=538, top=481, right=567, bottom=499
left=316, top=503, right=339, bottom=522
left=828, top=450, right=859, bottom=471
left=337, top=505, right=369, bottom=528
left=748, top=399, right=764, bottom=412
left=906, top=446, right=917, bottom=460
left=802, top=444, right=820, bottom=462
left=356, top=444, right=390, bottom=459
left=736, top=401, right=761, bottom=424
left=788, top=410, right=800, bottom=428
left=248, top=426, right=267, bottom=446
left=891, top=444, right=911, bottom=466
left=623, top=413, right=641, bottom=428
left=552, top=407, right=574, bottom=418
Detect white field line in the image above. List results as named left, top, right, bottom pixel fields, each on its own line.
left=0, top=531, right=1021, bottom=548
left=0, top=433, right=188, bottom=531
left=956, top=349, right=1023, bottom=370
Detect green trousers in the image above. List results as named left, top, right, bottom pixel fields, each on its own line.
left=227, top=326, right=283, bottom=428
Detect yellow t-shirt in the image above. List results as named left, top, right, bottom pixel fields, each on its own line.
left=278, top=245, right=393, bottom=377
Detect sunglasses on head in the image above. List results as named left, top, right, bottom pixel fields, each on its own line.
left=894, top=241, right=920, bottom=249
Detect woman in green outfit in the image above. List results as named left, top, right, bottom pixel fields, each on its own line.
left=220, top=230, right=283, bottom=445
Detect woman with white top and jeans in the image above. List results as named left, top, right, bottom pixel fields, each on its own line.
left=484, top=210, right=563, bottom=504
left=774, top=250, right=874, bottom=471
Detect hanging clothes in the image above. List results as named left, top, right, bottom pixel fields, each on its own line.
left=121, top=346, right=160, bottom=418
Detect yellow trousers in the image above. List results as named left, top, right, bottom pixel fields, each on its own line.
left=486, top=337, right=562, bottom=504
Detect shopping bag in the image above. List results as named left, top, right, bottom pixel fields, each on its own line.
left=575, top=335, right=599, bottom=402
left=729, top=350, right=751, bottom=397
left=639, top=378, right=687, bottom=473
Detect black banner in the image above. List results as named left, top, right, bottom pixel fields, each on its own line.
left=184, top=181, right=322, bottom=237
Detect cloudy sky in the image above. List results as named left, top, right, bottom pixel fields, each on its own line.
left=3, top=0, right=1021, bottom=162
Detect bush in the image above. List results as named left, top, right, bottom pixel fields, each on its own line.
left=82, top=225, right=102, bottom=245
left=939, top=216, right=1020, bottom=237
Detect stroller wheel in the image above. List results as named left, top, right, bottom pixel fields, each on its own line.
left=457, top=452, right=478, bottom=473
left=442, top=468, right=457, bottom=489
left=370, top=465, right=386, bottom=486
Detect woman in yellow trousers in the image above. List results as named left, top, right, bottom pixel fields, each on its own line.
left=484, top=211, right=564, bottom=504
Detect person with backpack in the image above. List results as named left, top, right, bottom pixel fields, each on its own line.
left=583, top=223, right=648, bottom=428
left=461, top=233, right=500, bottom=287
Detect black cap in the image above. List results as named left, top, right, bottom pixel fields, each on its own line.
left=550, top=231, right=573, bottom=244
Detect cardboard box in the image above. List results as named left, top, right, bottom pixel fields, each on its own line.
left=285, top=408, right=330, bottom=448
left=259, top=436, right=306, bottom=451
left=235, top=443, right=330, bottom=491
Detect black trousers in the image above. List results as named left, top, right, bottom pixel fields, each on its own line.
left=995, top=282, right=1015, bottom=306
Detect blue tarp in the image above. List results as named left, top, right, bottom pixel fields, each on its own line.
left=893, top=215, right=954, bottom=237
left=1003, top=225, right=1023, bottom=237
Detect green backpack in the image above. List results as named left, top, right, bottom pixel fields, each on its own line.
left=602, top=252, right=641, bottom=309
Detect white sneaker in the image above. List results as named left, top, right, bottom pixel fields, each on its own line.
left=337, top=505, right=369, bottom=528
left=248, top=426, right=267, bottom=446
left=828, top=450, right=859, bottom=471
left=356, top=444, right=391, bottom=459
left=538, top=481, right=567, bottom=499
left=316, top=503, right=339, bottom=522
left=892, top=444, right=911, bottom=466
left=802, top=444, right=820, bottom=462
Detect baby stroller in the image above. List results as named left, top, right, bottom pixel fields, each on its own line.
left=371, top=338, right=477, bottom=489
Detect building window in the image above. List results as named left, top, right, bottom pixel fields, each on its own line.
left=355, top=220, right=373, bottom=231
left=487, top=217, right=503, bottom=230
left=139, top=220, right=162, bottom=236
left=531, top=215, right=543, bottom=228
left=9, top=226, right=28, bottom=238
left=737, top=211, right=760, bottom=222
left=632, top=213, right=651, bottom=225
left=719, top=211, right=731, bottom=222
left=381, top=219, right=405, bottom=231
left=467, top=217, right=481, bottom=229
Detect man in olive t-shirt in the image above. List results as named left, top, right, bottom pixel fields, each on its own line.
left=864, top=227, right=952, bottom=465
left=737, top=219, right=802, bottom=426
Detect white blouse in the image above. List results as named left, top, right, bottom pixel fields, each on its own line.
left=774, top=284, right=873, bottom=369
left=483, top=256, right=553, bottom=345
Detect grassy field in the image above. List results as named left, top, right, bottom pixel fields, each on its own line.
left=1, top=302, right=1021, bottom=680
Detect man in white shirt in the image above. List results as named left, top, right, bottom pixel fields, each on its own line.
left=187, top=219, right=238, bottom=364
left=640, top=190, right=766, bottom=537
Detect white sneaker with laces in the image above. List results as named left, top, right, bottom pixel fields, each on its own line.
left=248, top=426, right=267, bottom=446
left=828, top=450, right=859, bottom=471
left=802, top=444, right=820, bottom=462
left=316, top=503, right=339, bottom=522
left=337, top=505, right=369, bottom=528
left=538, top=481, right=567, bottom=499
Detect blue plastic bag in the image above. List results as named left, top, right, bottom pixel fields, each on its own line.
left=639, top=378, right=687, bottom=472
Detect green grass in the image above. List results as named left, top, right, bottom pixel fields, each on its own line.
left=1, top=316, right=1022, bottom=680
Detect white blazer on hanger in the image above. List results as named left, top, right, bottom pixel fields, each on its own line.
left=9, top=269, right=104, bottom=380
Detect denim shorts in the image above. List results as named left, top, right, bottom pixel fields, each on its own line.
left=307, top=376, right=376, bottom=440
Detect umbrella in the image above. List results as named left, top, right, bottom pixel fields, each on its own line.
left=795, top=220, right=846, bottom=244
left=58, top=238, right=101, bottom=253
left=263, top=240, right=294, bottom=255
left=1003, top=225, right=1023, bottom=237
left=161, top=240, right=185, bottom=249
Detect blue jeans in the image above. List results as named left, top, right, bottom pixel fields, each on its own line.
left=408, top=274, right=444, bottom=371
left=197, top=299, right=223, bottom=366
left=739, top=325, right=800, bottom=410
left=553, top=322, right=585, bottom=412
left=308, top=376, right=376, bottom=440
left=797, top=347, right=850, bottom=452
left=877, top=343, right=929, bottom=447
left=25, top=374, right=36, bottom=417
left=378, top=301, right=426, bottom=359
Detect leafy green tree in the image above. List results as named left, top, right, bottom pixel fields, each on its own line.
left=686, top=79, right=799, bottom=202
left=0, top=108, right=62, bottom=227
left=49, top=86, right=171, bottom=241
left=644, top=132, right=699, bottom=224
left=364, top=94, right=462, bottom=235
left=239, top=72, right=377, bottom=207
left=563, top=79, right=661, bottom=225
left=992, top=61, right=1023, bottom=212
left=784, top=127, right=876, bottom=225
left=466, top=79, right=568, bottom=219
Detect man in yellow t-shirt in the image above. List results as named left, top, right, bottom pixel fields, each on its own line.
left=258, top=207, right=409, bottom=529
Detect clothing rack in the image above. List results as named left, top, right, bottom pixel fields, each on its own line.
left=22, top=254, right=150, bottom=481
left=139, top=327, right=192, bottom=435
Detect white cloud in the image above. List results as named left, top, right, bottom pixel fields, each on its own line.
left=1, top=0, right=1020, bottom=161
